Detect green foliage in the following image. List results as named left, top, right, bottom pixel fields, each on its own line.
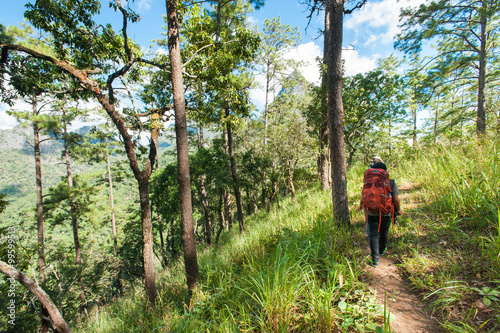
left=78, top=187, right=387, bottom=332
left=0, top=23, right=15, bottom=44
left=386, top=139, right=500, bottom=332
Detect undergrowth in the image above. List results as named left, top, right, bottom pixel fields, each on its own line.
left=77, top=140, right=499, bottom=332
left=77, top=187, right=388, bottom=332
left=390, top=140, right=500, bottom=332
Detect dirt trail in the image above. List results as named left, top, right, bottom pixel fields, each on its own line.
left=363, top=251, right=441, bottom=333
left=361, top=182, right=442, bottom=332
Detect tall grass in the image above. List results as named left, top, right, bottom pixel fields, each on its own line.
left=77, top=187, right=388, bottom=332
left=389, top=140, right=500, bottom=332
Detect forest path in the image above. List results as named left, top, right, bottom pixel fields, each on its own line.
left=359, top=182, right=442, bottom=333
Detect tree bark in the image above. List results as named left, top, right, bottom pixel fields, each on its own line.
left=289, top=165, right=296, bottom=202
left=33, top=100, right=45, bottom=279
left=158, top=210, right=169, bottom=268
left=476, top=7, right=487, bottom=136
left=1, top=25, right=161, bottom=310
left=434, top=94, right=439, bottom=143
left=197, top=127, right=212, bottom=244
left=320, top=2, right=331, bottom=190
left=264, top=62, right=271, bottom=146
left=225, top=108, right=245, bottom=233
left=62, top=111, right=81, bottom=279
left=105, top=138, right=118, bottom=255
left=166, top=0, right=200, bottom=292
left=0, top=260, right=72, bottom=333
left=137, top=178, right=157, bottom=306
left=32, top=96, right=51, bottom=333
left=327, top=0, right=350, bottom=226
left=223, top=189, right=232, bottom=230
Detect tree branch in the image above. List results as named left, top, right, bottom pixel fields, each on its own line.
left=0, top=260, right=72, bottom=333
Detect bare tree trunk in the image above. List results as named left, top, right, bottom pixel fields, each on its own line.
left=264, top=62, right=271, bottom=146
left=434, top=94, right=439, bottom=143
left=32, top=96, right=51, bottom=332
left=33, top=102, right=45, bottom=278
left=166, top=0, right=200, bottom=292
left=289, top=165, right=296, bottom=202
left=225, top=108, right=245, bottom=233
left=476, top=8, right=487, bottom=136
left=216, top=189, right=224, bottom=243
left=388, top=117, right=392, bottom=155
left=0, top=260, right=72, bottom=333
left=222, top=129, right=233, bottom=230
left=158, top=210, right=169, bottom=268
left=327, top=0, right=350, bottom=226
left=253, top=189, right=259, bottom=214
left=320, top=3, right=331, bottom=190
left=137, top=178, right=157, bottom=308
left=412, top=100, right=417, bottom=148
left=62, top=112, right=81, bottom=279
left=105, top=138, right=117, bottom=255
left=261, top=171, right=267, bottom=209
left=197, top=127, right=212, bottom=244
left=223, top=189, right=232, bottom=230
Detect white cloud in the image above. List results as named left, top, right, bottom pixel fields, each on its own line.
left=284, top=42, right=322, bottom=85
left=342, top=49, right=378, bottom=76
left=137, top=0, right=152, bottom=14
left=345, top=0, right=426, bottom=46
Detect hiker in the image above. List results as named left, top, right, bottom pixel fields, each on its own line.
left=359, top=160, right=401, bottom=267
left=365, top=155, right=385, bottom=236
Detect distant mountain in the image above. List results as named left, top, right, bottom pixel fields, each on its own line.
left=0, top=125, right=63, bottom=154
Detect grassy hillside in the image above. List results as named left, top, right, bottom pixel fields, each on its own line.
left=76, top=140, right=500, bottom=332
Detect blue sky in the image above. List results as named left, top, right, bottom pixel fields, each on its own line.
left=0, top=0, right=424, bottom=129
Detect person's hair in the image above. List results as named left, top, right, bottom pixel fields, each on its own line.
left=372, top=162, right=387, bottom=170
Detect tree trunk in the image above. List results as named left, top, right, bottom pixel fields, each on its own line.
left=166, top=0, right=200, bottom=292
left=289, top=165, right=296, bottom=202
left=62, top=115, right=81, bottom=279
left=137, top=178, right=157, bottom=308
left=320, top=3, right=331, bottom=190
left=225, top=108, right=245, bottom=233
left=476, top=7, right=487, bottom=136
left=32, top=97, right=51, bottom=332
left=388, top=117, right=392, bottom=155
left=216, top=189, right=224, bottom=243
left=264, top=62, right=271, bottom=146
left=412, top=99, right=417, bottom=148
left=197, top=127, right=212, bottom=244
left=434, top=94, right=439, bottom=143
left=106, top=138, right=117, bottom=255
left=0, top=260, right=72, bottom=333
left=261, top=170, right=267, bottom=209
left=223, top=189, right=232, bottom=230
left=198, top=176, right=212, bottom=244
left=253, top=189, right=259, bottom=214
left=158, top=210, right=169, bottom=268
left=319, top=123, right=330, bottom=190
left=327, top=0, right=350, bottom=226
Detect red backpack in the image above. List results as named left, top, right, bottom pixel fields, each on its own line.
left=362, top=168, right=394, bottom=231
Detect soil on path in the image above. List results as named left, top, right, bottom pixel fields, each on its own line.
left=361, top=181, right=442, bottom=333
left=362, top=249, right=442, bottom=333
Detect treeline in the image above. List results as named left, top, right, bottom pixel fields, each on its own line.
left=0, top=0, right=499, bottom=331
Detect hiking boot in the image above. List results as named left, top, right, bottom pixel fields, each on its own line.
left=369, top=259, right=378, bottom=267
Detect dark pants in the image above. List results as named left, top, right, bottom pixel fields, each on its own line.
left=368, top=215, right=392, bottom=265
